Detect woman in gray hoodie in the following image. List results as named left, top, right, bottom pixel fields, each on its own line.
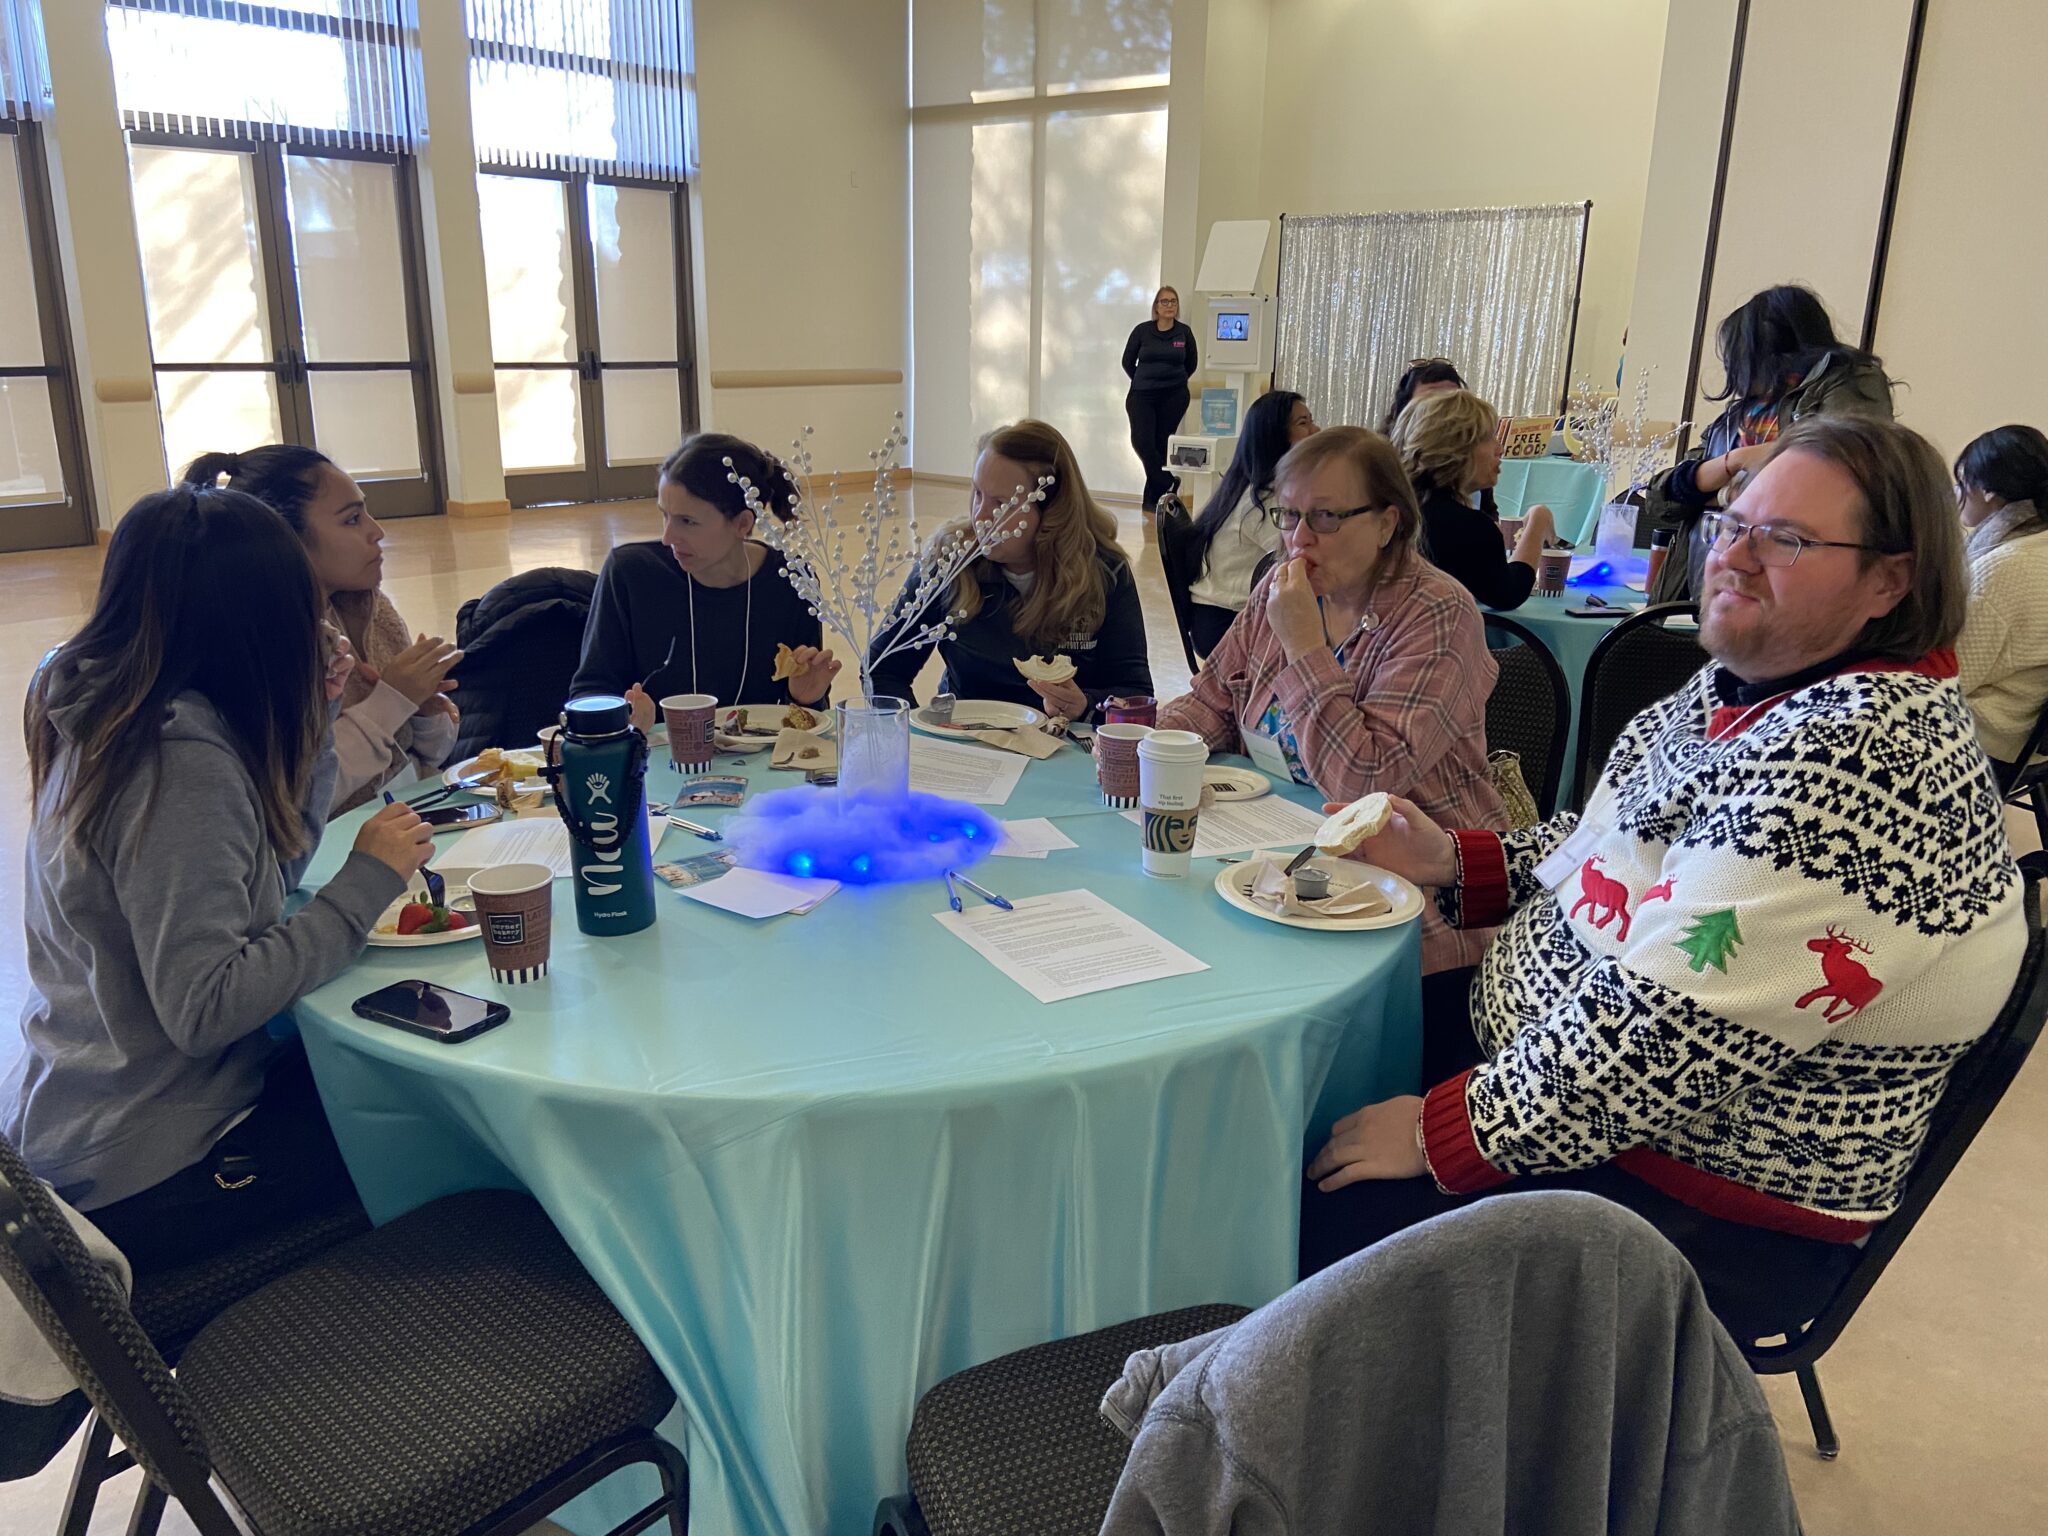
left=3, top=485, right=432, bottom=1276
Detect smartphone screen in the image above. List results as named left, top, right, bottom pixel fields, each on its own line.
left=420, top=803, right=497, bottom=828
left=353, top=980, right=508, bottom=1042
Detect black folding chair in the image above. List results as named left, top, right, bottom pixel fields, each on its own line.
left=873, top=1304, right=1249, bottom=1536
left=1152, top=496, right=1203, bottom=675
left=1482, top=614, right=1570, bottom=819
left=1992, top=697, right=2048, bottom=847
left=52, top=1199, right=372, bottom=1535
left=1743, top=852, right=2048, bottom=1459
left=1572, top=602, right=1705, bottom=805
left=0, top=1148, right=689, bottom=1536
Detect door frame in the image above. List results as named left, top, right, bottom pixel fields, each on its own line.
left=127, top=129, right=444, bottom=521
left=0, top=119, right=95, bottom=552
left=482, top=164, right=698, bottom=508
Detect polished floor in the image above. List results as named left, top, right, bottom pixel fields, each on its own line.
left=0, top=493, right=2042, bottom=1535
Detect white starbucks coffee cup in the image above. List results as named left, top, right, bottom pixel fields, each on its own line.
left=1136, top=729, right=1208, bottom=877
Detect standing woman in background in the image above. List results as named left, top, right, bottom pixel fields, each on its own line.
left=1184, top=389, right=1316, bottom=656
left=1953, top=424, right=2048, bottom=770
left=1122, top=285, right=1198, bottom=512
left=186, top=447, right=461, bottom=811
left=1643, top=284, right=1893, bottom=601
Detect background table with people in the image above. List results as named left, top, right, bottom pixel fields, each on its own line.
left=290, top=741, right=1424, bottom=1536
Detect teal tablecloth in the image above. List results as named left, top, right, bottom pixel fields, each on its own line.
left=1494, top=458, right=1611, bottom=545
left=292, top=741, right=1422, bottom=1536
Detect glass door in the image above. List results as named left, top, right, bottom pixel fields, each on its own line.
left=481, top=169, right=695, bottom=507
left=0, top=122, right=91, bottom=551
left=129, top=137, right=438, bottom=519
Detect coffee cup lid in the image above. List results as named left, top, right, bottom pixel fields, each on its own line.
left=1137, top=728, right=1207, bottom=762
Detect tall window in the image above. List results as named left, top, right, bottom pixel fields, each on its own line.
left=911, top=0, right=1171, bottom=498
left=0, top=4, right=90, bottom=551
left=467, top=0, right=698, bottom=507
left=108, top=0, right=439, bottom=517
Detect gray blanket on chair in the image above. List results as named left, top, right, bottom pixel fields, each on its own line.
left=1098, top=1191, right=1801, bottom=1536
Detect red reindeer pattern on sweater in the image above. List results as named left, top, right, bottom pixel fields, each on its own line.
left=1796, top=926, right=1885, bottom=1022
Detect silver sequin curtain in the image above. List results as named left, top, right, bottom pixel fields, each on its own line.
left=1275, top=204, right=1589, bottom=431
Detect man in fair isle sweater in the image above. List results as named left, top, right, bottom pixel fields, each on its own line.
left=1300, top=415, right=2028, bottom=1342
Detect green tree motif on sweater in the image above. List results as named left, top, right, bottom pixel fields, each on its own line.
left=1673, top=908, right=1744, bottom=974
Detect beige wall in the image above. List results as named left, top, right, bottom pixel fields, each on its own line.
left=1253, top=0, right=1669, bottom=389
left=692, top=0, right=908, bottom=474
left=1874, top=0, right=2048, bottom=459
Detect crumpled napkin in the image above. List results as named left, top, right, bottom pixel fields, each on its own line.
left=772, top=729, right=838, bottom=771
left=1246, top=855, right=1392, bottom=919
left=986, top=726, right=1065, bottom=759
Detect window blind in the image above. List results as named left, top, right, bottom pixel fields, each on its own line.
left=0, top=0, right=49, bottom=121
left=105, top=0, right=424, bottom=152
left=466, top=0, right=696, bottom=180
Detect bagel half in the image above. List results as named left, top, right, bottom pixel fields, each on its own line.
left=1013, top=653, right=1077, bottom=684
left=1314, top=792, right=1393, bottom=857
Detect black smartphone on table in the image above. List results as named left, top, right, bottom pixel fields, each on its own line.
left=353, top=980, right=510, bottom=1043
left=419, top=802, right=499, bottom=829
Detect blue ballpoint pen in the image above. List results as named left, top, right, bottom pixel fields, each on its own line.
left=943, top=871, right=963, bottom=913
left=951, top=871, right=1014, bottom=912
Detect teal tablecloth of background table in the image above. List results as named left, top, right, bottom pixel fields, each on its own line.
left=1488, top=580, right=1645, bottom=805
left=1493, top=458, right=1612, bottom=545
left=292, top=742, right=1422, bottom=1536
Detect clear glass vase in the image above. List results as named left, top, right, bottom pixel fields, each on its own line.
left=836, top=695, right=912, bottom=801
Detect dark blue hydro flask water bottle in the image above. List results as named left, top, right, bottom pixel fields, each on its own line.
left=545, top=695, right=657, bottom=936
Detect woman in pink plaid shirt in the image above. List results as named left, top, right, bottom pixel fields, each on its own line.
left=1158, top=426, right=1506, bottom=1005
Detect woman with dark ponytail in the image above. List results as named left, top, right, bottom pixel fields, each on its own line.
left=1954, top=424, right=2048, bottom=766
left=183, top=445, right=460, bottom=810
left=1183, top=390, right=1316, bottom=655
left=5, top=485, right=431, bottom=1276
left=571, top=432, right=839, bottom=731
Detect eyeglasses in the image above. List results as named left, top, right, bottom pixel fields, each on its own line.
left=1700, top=511, right=1888, bottom=568
left=1266, top=504, right=1385, bottom=535
left=1403, top=356, right=1454, bottom=372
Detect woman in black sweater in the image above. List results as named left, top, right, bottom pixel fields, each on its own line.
left=868, top=419, right=1152, bottom=717
left=571, top=434, right=840, bottom=729
left=1391, top=390, right=1554, bottom=611
left=1122, top=285, right=1199, bottom=511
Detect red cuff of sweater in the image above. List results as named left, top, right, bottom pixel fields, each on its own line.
left=1451, top=830, right=1509, bottom=928
left=1420, top=1071, right=1513, bottom=1194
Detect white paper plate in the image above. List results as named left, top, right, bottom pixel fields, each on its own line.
left=1212, top=856, right=1422, bottom=933
left=910, top=700, right=1045, bottom=739
left=366, top=880, right=483, bottom=948
left=712, top=703, right=834, bottom=753
left=1203, top=765, right=1271, bottom=801
left=444, top=750, right=548, bottom=795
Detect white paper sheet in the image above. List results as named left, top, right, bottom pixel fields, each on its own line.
left=437, top=817, right=574, bottom=878
left=1119, top=796, right=1326, bottom=860
left=909, top=735, right=1030, bottom=806
left=990, top=817, right=1079, bottom=859
left=934, top=889, right=1209, bottom=1004
left=679, top=867, right=840, bottom=919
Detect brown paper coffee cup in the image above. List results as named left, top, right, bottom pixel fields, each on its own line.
left=467, top=863, right=554, bottom=983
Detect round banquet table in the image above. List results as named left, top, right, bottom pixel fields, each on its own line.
left=1492, top=457, right=1611, bottom=546
left=292, top=740, right=1424, bottom=1536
